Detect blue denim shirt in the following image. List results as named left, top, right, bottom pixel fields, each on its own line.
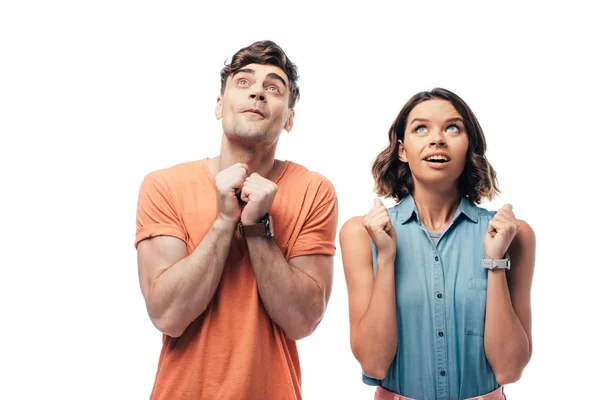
left=364, top=195, right=499, bottom=400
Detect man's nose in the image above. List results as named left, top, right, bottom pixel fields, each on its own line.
left=249, top=88, right=266, bottom=102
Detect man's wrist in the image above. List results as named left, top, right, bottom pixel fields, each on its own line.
left=214, top=215, right=238, bottom=231
left=240, top=213, right=267, bottom=226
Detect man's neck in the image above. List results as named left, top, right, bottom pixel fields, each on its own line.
left=209, top=135, right=282, bottom=181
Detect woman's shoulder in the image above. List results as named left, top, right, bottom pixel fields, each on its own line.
left=341, top=216, right=367, bottom=239
left=468, top=202, right=496, bottom=221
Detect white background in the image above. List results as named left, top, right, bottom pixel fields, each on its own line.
left=1, top=1, right=598, bottom=399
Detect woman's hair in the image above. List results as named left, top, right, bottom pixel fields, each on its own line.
left=220, top=40, right=300, bottom=108
left=372, top=88, right=499, bottom=204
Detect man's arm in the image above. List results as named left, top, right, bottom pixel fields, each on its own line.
left=245, top=238, right=333, bottom=340
left=136, top=163, right=248, bottom=338
left=239, top=172, right=337, bottom=340
left=137, top=217, right=236, bottom=338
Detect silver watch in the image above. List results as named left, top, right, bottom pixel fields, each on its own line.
left=481, top=253, right=511, bottom=270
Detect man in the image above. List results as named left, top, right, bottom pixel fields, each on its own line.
left=135, top=40, right=338, bottom=399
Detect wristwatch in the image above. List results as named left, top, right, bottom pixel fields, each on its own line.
left=481, top=253, right=511, bottom=270
left=237, top=213, right=274, bottom=239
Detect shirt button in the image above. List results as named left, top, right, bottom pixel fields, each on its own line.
left=440, top=370, right=446, bottom=376
left=434, top=256, right=439, bottom=262
left=438, top=331, right=444, bottom=337
left=437, top=293, right=443, bottom=299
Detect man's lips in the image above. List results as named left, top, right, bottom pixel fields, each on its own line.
left=242, top=108, right=265, bottom=118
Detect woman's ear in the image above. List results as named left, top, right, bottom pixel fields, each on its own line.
left=398, top=140, right=408, bottom=162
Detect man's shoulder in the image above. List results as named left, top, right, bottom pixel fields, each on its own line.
left=143, top=159, right=207, bottom=186
left=283, top=161, right=336, bottom=193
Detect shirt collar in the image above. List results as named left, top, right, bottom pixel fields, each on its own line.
left=456, top=196, right=480, bottom=223
left=396, top=194, right=479, bottom=224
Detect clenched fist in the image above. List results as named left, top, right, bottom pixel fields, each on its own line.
left=239, top=172, right=278, bottom=225
left=484, top=204, right=519, bottom=260
left=215, top=163, right=248, bottom=224
left=363, top=198, right=397, bottom=259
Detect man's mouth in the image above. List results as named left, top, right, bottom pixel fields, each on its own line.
left=243, top=108, right=265, bottom=118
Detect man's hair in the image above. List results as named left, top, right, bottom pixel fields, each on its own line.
left=220, top=40, right=300, bottom=108
left=372, top=88, right=499, bottom=204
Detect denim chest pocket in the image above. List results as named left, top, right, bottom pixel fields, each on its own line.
left=465, top=277, right=488, bottom=337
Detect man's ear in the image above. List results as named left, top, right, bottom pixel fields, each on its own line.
left=284, top=109, right=295, bottom=132
left=398, top=140, right=408, bottom=162
left=215, top=96, right=222, bottom=120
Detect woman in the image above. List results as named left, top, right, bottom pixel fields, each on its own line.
left=340, top=88, right=535, bottom=400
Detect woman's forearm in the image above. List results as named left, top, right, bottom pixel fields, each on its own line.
left=352, top=255, right=398, bottom=380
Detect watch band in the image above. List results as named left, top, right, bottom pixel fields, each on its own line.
left=237, top=213, right=273, bottom=239
left=238, top=222, right=267, bottom=238
left=481, top=253, right=511, bottom=270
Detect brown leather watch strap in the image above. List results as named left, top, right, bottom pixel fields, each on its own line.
left=238, top=222, right=267, bottom=238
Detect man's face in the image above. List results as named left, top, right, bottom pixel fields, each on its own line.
left=216, top=63, right=294, bottom=145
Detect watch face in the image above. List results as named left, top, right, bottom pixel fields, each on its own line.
left=264, top=214, right=274, bottom=239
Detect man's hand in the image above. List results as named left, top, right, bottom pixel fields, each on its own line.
left=363, top=199, right=397, bottom=260
left=484, top=204, right=519, bottom=260
left=240, top=173, right=278, bottom=225
left=215, top=163, right=248, bottom=224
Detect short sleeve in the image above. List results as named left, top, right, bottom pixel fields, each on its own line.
left=287, top=179, right=338, bottom=259
left=135, top=173, right=187, bottom=248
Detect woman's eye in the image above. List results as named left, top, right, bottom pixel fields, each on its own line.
left=446, top=124, right=459, bottom=133
left=416, top=126, right=428, bottom=134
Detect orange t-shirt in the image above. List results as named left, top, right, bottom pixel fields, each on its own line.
left=135, top=159, right=338, bottom=400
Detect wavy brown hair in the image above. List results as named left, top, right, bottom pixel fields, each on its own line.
left=220, top=40, right=300, bottom=108
left=372, top=88, right=499, bottom=204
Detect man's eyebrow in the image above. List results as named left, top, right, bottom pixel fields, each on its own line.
left=265, top=72, right=287, bottom=88
left=233, top=68, right=255, bottom=77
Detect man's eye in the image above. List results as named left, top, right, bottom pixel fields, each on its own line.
left=267, top=86, right=278, bottom=92
left=238, top=79, right=249, bottom=86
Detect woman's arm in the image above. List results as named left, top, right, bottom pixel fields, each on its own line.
left=340, top=201, right=398, bottom=379
left=484, top=214, right=536, bottom=384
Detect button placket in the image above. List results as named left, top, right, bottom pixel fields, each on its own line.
left=432, top=248, right=449, bottom=398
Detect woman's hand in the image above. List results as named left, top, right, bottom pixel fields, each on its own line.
left=484, top=204, right=519, bottom=260
left=363, top=199, right=397, bottom=260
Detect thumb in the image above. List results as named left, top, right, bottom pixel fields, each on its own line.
left=487, top=220, right=497, bottom=238
left=374, top=198, right=384, bottom=207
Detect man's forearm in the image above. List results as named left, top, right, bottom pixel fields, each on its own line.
left=246, top=237, right=325, bottom=340
left=148, top=217, right=236, bottom=337
left=484, top=270, right=530, bottom=384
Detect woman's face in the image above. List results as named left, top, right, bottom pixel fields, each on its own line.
left=399, top=99, right=469, bottom=189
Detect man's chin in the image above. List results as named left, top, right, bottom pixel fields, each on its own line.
left=225, top=129, right=271, bottom=144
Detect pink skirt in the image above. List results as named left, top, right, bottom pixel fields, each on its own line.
left=374, top=385, right=505, bottom=400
